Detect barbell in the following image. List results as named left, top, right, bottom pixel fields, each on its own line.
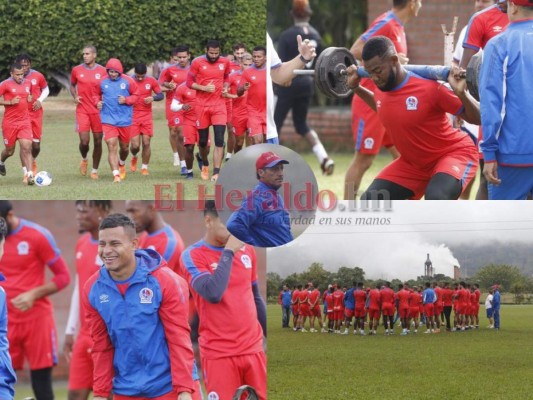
left=232, top=385, right=259, bottom=400
left=293, top=47, right=481, bottom=101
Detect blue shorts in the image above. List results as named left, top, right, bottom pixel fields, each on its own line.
left=486, top=308, right=494, bottom=318
left=266, top=137, right=279, bottom=145
left=488, top=165, right=533, bottom=200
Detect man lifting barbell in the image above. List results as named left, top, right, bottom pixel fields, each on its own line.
left=343, top=35, right=480, bottom=200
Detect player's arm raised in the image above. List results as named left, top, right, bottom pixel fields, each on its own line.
left=346, top=65, right=377, bottom=111
left=270, top=35, right=316, bottom=87
left=448, top=65, right=480, bottom=125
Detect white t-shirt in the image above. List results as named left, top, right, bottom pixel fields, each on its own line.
left=485, top=294, right=493, bottom=309
left=266, top=33, right=281, bottom=140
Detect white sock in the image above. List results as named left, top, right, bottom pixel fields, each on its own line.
left=188, top=169, right=193, bottom=173
left=141, top=164, right=148, bottom=169
left=112, top=169, right=119, bottom=176
left=226, top=153, right=232, bottom=159
left=91, top=168, right=98, bottom=174
left=22, top=167, right=27, bottom=174
left=312, top=142, right=328, bottom=163
left=180, top=160, right=186, bottom=168
left=119, top=160, right=125, bottom=166
left=173, top=152, right=180, bottom=160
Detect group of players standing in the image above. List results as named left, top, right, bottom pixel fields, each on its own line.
left=0, top=39, right=270, bottom=184
left=286, top=281, right=489, bottom=336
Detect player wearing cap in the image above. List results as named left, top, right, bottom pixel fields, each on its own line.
left=70, top=45, right=107, bottom=180
left=0, top=201, right=71, bottom=400
left=95, top=58, right=138, bottom=183
left=346, top=36, right=480, bottom=200
left=479, top=0, right=533, bottom=199
left=226, top=151, right=293, bottom=247
left=179, top=201, right=266, bottom=400
left=129, top=63, right=164, bottom=176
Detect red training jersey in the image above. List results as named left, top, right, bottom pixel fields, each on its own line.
left=397, top=289, right=411, bottom=309
left=380, top=287, right=395, bottom=305
left=159, top=64, right=190, bottom=108
left=367, top=289, right=381, bottom=311
left=332, top=289, right=345, bottom=310
left=173, top=83, right=198, bottom=126
left=463, top=4, right=509, bottom=51
left=132, top=75, right=161, bottom=117
left=409, top=291, right=422, bottom=308
left=228, top=71, right=247, bottom=117
left=137, top=224, right=185, bottom=274
left=71, top=63, right=107, bottom=114
left=26, top=69, right=48, bottom=115
left=0, top=78, right=32, bottom=126
left=308, top=289, right=321, bottom=308
left=187, top=55, right=231, bottom=106
left=354, top=289, right=367, bottom=310
left=442, top=287, right=454, bottom=307
left=242, top=66, right=266, bottom=115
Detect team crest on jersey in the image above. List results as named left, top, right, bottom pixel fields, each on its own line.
left=452, top=165, right=460, bottom=173
left=76, top=251, right=82, bottom=259
left=145, top=83, right=151, bottom=90
left=174, top=117, right=180, bottom=124
left=202, top=66, right=207, bottom=70
left=364, top=138, right=374, bottom=150
left=31, top=79, right=37, bottom=85
left=376, top=100, right=382, bottom=108
left=219, top=64, right=224, bottom=70
left=17, top=241, right=29, bottom=255
left=139, top=288, right=154, bottom=304
left=25, top=87, right=30, bottom=93
left=210, top=262, right=218, bottom=271
left=104, top=84, right=109, bottom=89
left=493, top=26, right=503, bottom=33
left=241, top=254, right=252, bottom=269
left=252, top=76, right=256, bottom=80
left=95, top=74, right=101, bottom=79
left=120, top=83, right=126, bottom=90
left=406, top=96, right=418, bottom=111
left=99, top=294, right=110, bottom=303
left=207, top=392, right=220, bottom=400
left=80, top=74, right=84, bottom=78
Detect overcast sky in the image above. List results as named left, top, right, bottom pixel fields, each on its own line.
left=267, top=201, right=533, bottom=281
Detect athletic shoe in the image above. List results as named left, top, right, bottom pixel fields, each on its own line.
left=90, top=172, right=99, bottom=180
left=424, top=329, right=431, bottom=334
left=141, top=168, right=149, bottom=176
left=320, top=158, right=335, bottom=175
left=22, top=174, right=27, bottom=184
left=201, top=166, right=209, bottom=180
left=300, top=328, right=307, bottom=333
left=321, top=328, right=327, bottom=333
left=310, top=328, right=317, bottom=333
left=119, top=165, right=126, bottom=180
left=80, top=159, right=88, bottom=175
left=400, top=331, right=408, bottom=336
left=113, top=175, right=121, bottom=183
left=186, top=172, right=193, bottom=180
left=173, top=154, right=180, bottom=167
left=180, top=166, right=188, bottom=176
left=360, top=331, right=366, bottom=336
left=130, top=156, right=138, bottom=172
left=32, top=160, right=38, bottom=175
left=0, top=164, right=6, bottom=176
left=210, top=173, right=219, bottom=183
left=195, top=152, right=204, bottom=170
left=225, top=156, right=231, bottom=162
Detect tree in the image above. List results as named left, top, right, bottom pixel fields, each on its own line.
left=474, top=264, right=527, bottom=292
left=332, top=266, right=365, bottom=289
left=267, top=272, right=283, bottom=299
left=299, top=262, right=332, bottom=291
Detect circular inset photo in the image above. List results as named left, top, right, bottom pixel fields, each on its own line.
left=216, top=144, right=318, bottom=248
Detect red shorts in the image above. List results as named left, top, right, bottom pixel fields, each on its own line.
left=197, top=103, right=227, bottom=129
left=424, top=303, right=435, bottom=317
left=354, top=308, right=366, bottom=318
left=114, top=391, right=181, bottom=400
left=183, top=125, right=199, bottom=146
left=435, top=305, right=443, bottom=316
left=344, top=309, right=354, bottom=319
left=473, top=303, right=480, bottom=315
left=232, top=112, right=248, bottom=136
left=352, top=98, right=393, bottom=155
left=68, top=330, right=93, bottom=390
left=131, top=117, right=154, bottom=137
left=247, top=112, right=266, bottom=137
left=456, top=303, right=467, bottom=315
left=399, top=306, right=410, bottom=319
left=367, top=309, right=380, bottom=320
left=30, top=109, right=43, bottom=140
left=310, top=306, right=322, bottom=318
left=291, top=305, right=299, bottom=316
left=2, top=122, right=32, bottom=147
left=375, top=145, right=478, bottom=199
left=333, top=310, right=344, bottom=321
left=409, top=308, right=420, bottom=319
left=202, top=352, right=266, bottom=400
left=76, top=111, right=102, bottom=133
left=381, top=303, right=394, bottom=317
left=103, top=124, right=131, bottom=144
left=165, top=107, right=182, bottom=127
left=299, top=304, right=310, bottom=317
left=9, top=314, right=58, bottom=370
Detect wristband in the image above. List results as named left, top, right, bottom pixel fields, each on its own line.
left=299, top=55, right=312, bottom=64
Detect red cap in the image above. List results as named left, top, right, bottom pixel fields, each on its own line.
left=510, top=0, right=533, bottom=5
left=256, top=152, right=289, bottom=170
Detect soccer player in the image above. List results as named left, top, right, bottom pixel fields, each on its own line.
left=344, top=0, right=421, bottom=199
left=83, top=213, right=194, bottom=400
left=278, top=284, right=292, bottom=328
left=408, top=286, right=422, bottom=334
left=171, top=83, right=200, bottom=179
left=223, top=53, right=253, bottom=154
left=238, top=46, right=267, bottom=145
left=15, top=53, right=49, bottom=176
left=0, top=217, right=16, bottom=400
left=422, top=282, right=437, bottom=333
left=353, top=282, right=367, bottom=335
left=432, top=281, right=443, bottom=332
left=95, top=58, right=138, bottom=183
left=479, top=0, right=533, bottom=199
left=159, top=45, right=191, bottom=174
left=0, top=201, right=71, bottom=400
left=325, top=286, right=335, bottom=333
left=70, top=45, right=107, bottom=179
left=380, top=282, right=395, bottom=335
left=366, top=284, right=381, bottom=335
left=308, top=283, right=325, bottom=332
left=291, top=284, right=301, bottom=330
left=397, top=283, right=411, bottom=335
left=187, top=39, right=232, bottom=182
left=125, top=200, right=185, bottom=272
left=473, top=283, right=481, bottom=328
left=274, top=0, right=334, bottom=174
left=179, top=201, right=266, bottom=400
left=346, top=36, right=480, bottom=200
left=332, top=285, right=345, bottom=333
left=130, top=63, right=164, bottom=175
left=341, top=282, right=356, bottom=334
left=64, top=201, right=112, bottom=400
left=442, top=282, right=454, bottom=331
left=297, top=283, right=311, bottom=332
left=0, top=63, right=34, bottom=184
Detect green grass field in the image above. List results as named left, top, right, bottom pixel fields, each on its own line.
left=267, top=304, right=533, bottom=400
left=14, top=380, right=67, bottom=399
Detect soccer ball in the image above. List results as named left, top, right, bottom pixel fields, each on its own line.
left=35, top=171, right=52, bottom=186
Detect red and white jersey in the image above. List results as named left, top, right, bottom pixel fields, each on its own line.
left=25, top=69, right=48, bottom=113
left=332, top=289, right=345, bottom=310
left=463, top=4, right=509, bottom=51
left=179, top=240, right=263, bottom=360
left=132, top=75, right=161, bottom=117
left=71, top=63, right=107, bottom=114
left=0, top=78, right=32, bottom=125
left=172, top=83, right=198, bottom=126
left=374, top=73, right=469, bottom=170
left=242, top=66, right=266, bottom=114
left=228, top=71, right=247, bottom=117
left=380, top=287, right=395, bottom=305
left=158, top=64, right=190, bottom=106
left=75, top=233, right=101, bottom=332
left=230, top=61, right=241, bottom=74
left=0, top=219, right=61, bottom=323
left=397, top=289, right=411, bottom=308
left=187, top=55, right=231, bottom=106
left=137, top=224, right=185, bottom=274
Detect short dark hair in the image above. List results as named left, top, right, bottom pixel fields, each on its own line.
left=253, top=46, right=266, bottom=55
left=0, top=201, right=13, bottom=220
left=134, top=63, right=147, bottom=75
left=203, top=200, right=219, bottom=218
left=0, top=217, right=7, bottom=241
left=99, top=213, right=136, bottom=237
left=10, top=63, right=24, bottom=72
left=83, top=45, right=97, bottom=54
left=75, top=200, right=112, bottom=212
left=232, top=43, right=246, bottom=51
left=206, top=39, right=221, bottom=50
left=172, top=45, right=190, bottom=56
left=393, top=0, right=411, bottom=8
left=362, top=36, right=395, bottom=62
left=15, top=53, right=31, bottom=64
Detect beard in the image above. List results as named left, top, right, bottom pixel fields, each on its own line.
left=377, top=67, right=397, bottom=92
left=207, top=54, right=220, bottom=63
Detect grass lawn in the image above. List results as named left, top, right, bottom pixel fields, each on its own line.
left=267, top=304, right=533, bottom=399
left=14, top=380, right=67, bottom=399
